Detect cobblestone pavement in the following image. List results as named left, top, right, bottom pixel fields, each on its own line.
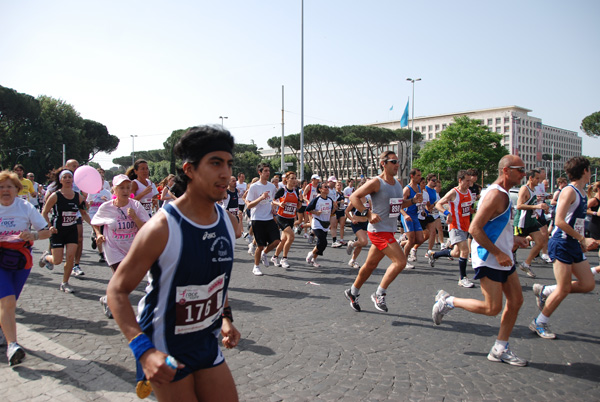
left=2, top=225, right=599, bottom=401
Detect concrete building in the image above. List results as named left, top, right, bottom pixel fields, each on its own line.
left=260, top=106, right=581, bottom=183
left=370, top=105, right=582, bottom=173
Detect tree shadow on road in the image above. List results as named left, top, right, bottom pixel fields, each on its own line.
left=235, top=338, right=276, bottom=356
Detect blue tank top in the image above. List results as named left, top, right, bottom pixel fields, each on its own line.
left=137, top=203, right=235, bottom=357
left=404, top=184, right=421, bottom=215
left=550, top=184, right=587, bottom=242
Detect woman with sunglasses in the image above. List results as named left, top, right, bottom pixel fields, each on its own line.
left=91, top=174, right=150, bottom=318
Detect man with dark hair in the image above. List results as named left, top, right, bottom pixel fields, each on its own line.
left=108, top=125, right=240, bottom=401
left=401, top=168, right=425, bottom=269
left=344, top=151, right=420, bottom=313
left=427, top=170, right=475, bottom=287
left=432, top=155, right=530, bottom=366
left=529, top=156, right=598, bottom=339
left=246, top=163, right=280, bottom=276
left=533, top=168, right=552, bottom=263
left=513, top=169, right=548, bottom=278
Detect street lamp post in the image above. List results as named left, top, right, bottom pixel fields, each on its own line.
left=219, top=116, right=228, bottom=128
left=130, top=135, right=138, bottom=166
left=406, top=78, right=421, bottom=169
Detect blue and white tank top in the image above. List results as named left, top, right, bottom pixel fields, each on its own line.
left=403, top=184, right=421, bottom=215
left=471, top=184, right=514, bottom=271
left=137, top=203, right=235, bottom=357
left=550, top=184, right=587, bottom=242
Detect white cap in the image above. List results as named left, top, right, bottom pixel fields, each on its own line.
left=311, top=174, right=321, bottom=180
left=328, top=176, right=337, bottom=183
left=112, top=174, right=131, bottom=187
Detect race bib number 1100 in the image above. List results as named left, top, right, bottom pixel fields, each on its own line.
left=174, top=274, right=225, bottom=335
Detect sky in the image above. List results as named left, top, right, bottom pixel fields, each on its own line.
left=2, top=0, right=599, bottom=169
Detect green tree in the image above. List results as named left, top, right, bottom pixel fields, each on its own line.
left=581, top=111, right=600, bottom=137
left=414, top=116, right=508, bottom=190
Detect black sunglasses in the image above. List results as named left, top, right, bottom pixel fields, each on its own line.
left=508, top=166, right=526, bottom=173
left=385, top=159, right=399, bottom=165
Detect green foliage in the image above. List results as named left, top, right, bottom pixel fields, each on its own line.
left=0, top=85, right=119, bottom=183
left=234, top=151, right=262, bottom=180
left=148, top=160, right=171, bottom=184
left=413, top=116, right=508, bottom=188
left=581, top=111, right=600, bottom=137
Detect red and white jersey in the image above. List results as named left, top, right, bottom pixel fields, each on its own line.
left=448, top=187, right=473, bottom=232
left=275, top=187, right=299, bottom=219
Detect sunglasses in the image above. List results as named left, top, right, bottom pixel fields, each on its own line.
left=385, top=159, right=399, bottom=165
left=508, top=166, right=526, bottom=173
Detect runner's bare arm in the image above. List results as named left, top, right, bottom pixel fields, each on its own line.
left=349, top=178, right=380, bottom=213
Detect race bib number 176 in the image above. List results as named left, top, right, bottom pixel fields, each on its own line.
left=174, top=274, right=225, bottom=335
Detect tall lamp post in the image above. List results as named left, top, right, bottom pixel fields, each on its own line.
left=406, top=78, right=421, bottom=169
left=219, top=116, right=228, bottom=128
left=130, top=135, right=138, bottom=166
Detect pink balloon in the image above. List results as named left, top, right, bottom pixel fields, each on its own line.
left=74, top=166, right=102, bottom=194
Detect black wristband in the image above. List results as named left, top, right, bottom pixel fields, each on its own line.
left=222, top=306, right=233, bottom=322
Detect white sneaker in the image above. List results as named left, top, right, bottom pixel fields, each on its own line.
left=252, top=266, right=263, bottom=276
left=426, top=250, right=435, bottom=267
left=72, top=264, right=84, bottom=276
left=306, top=251, right=314, bottom=265
left=408, top=249, right=417, bottom=262
left=519, top=262, right=536, bottom=278
left=271, top=255, right=281, bottom=267
left=332, top=241, right=342, bottom=248
left=303, top=233, right=309, bottom=239
left=405, top=262, right=415, bottom=269
left=346, top=240, right=355, bottom=255
left=261, top=253, right=270, bottom=267
left=348, top=259, right=360, bottom=269
left=458, top=277, right=475, bottom=288
left=59, top=282, right=74, bottom=293
left=311, top=260, right=321, bottom=268
left=7, top=343, right=26, bottom=366
left=280, top=258, right=290, bottom=268
left=248, top=243, right=256, bottom=255
left=540, top=253, right=552, bottom=264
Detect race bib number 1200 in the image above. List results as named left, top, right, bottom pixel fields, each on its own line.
left=174, top=274, right=225, bottom=335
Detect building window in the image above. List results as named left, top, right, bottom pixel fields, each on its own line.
left=428, top=125, right=433, bottom=131
left=504, top=117, right=510, bottom=123
left=487, top=118, right=493, bottom=125
left=496, top=127, right=501, bottom=133
left=496, top=118, right=501, bottom=125
left=504, top=126, right=510, bottom=133
left=435, top=124, right=440, bottom=131
left=442, top=124, right=447, bottom=129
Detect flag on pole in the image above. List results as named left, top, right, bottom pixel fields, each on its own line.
left=389, top=105, right=393, bottom=111
left=400, top=100, right=409, bottom=127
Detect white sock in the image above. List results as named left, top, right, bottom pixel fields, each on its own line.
left=446, top=296, right=455, bottom=307
left=351, top=285, right=360, bottom=296
left=376, top=286, right=386, bottom=296
left=542, top=285, right=556, bottom=297
left=536, top=312, right=549, bottom=324
left=494, top=339, right=508, bottom=351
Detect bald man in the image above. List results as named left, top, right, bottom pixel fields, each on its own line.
left=432, top=155, right=530, bottom=366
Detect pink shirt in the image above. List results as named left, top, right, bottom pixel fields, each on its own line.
left=91, top=199, right=150, bottom=265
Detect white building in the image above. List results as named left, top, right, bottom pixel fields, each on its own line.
left=370, top=105, right=581, bottom=172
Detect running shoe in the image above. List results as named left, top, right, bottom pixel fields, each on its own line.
left=306, top=251, right=314, bottom=265
left=280, top=258, right=290, bottom=268
left=7, top=343, right=26, bottom=366
left=295, top=226, right=302, bottom=235
left=519, top=262, right=536, bottom=278
left=252, top=266, right=263, bottom=276
left=242, top=231, right=249, bottom=238
left=540, top=253, right=552, bottom=264
left=458, top=277, right=475, bottom=288
left=59, top=282, right=74, bottom=293
left=371, top=293, right=388, bottom=312
left=405, top=262, right=415, bottom=269
left=338, top=239, right=347, bottom=245
left=91, top=234, right=97, bottom=250
left=308, top=234, right=316, bottom=245
left=529, top=319, right=556, bottom=339
left=311, top=260, right=321, bottom=268
left=99, top=254, right=106, bottom=263
left=248, top=243, right=256, bottom=256
left=348, top=259, right=360, bottom=269
left=332, top=241, right=342, bottom=248
left=487, top=343, right=528, bottom=366
left=346, top=240, right=355, bottom=256
left=432, top=290, right=452, bottom=325
left=344, top=289, right=361, bottom=312
left=303, top=233, right=309, bottom=239
left=39, top=251, right=53, bottom=271
left=72, top=264, right=85, bottom=276
left=408, top=249, right=417, bottom=262
left=426, top=250, right=435, bottom=267
left=271, top=255, right=281, bottom=267
left=532, top=283, right=548, bottom=311
left=99, top=296, right=113, bottom=319
left=261, top=253, right=270, bottom=268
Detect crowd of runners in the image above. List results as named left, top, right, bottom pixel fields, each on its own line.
left=1, top=125, right=599, bottom=400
